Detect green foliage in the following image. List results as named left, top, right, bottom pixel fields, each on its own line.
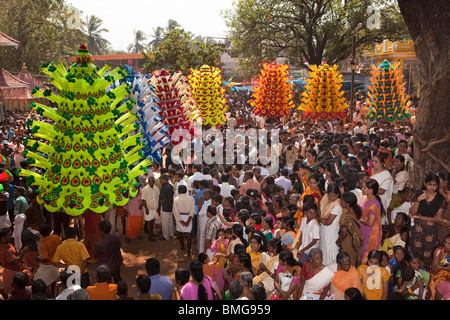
left=222, top=0, right=410, bottom=78
left=0, top=0, right=86, bottom=73
left=143, top=29, right=224, bottom=75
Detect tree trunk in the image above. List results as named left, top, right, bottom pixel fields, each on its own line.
left=397, top=0, right=450, bottom=189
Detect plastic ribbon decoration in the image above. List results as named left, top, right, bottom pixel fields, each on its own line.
left=149, top=70, right=196, bottom=145
left=187, top=64, right=227, bottom=126
left=250, top=62, right=294, bottom=118
left=18, top=44, right=151, bottom=216
left=298, top=64, right=348, bottom=121
left=111, top=67, right=170, bottom=164
left=365, top=60, right=411, bottom=122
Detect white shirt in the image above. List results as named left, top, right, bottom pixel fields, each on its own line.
left=275, top=176, right=292, bottom=195
left=299, top=218, right=320, bottom=254
left=174, top=179, right=188, bottom=198
left=187, top=172, right=206, bottom=192
left=219, top=182, right=235, bottom=198
left=173, top=193, right=195, bottom=222
left=353, top=126, right=362, bottom=134
left=393, top=170, right=408, bottom=194
left=141, top=185, right=160, bottom=211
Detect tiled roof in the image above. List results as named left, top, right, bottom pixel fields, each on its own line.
left=0, top=68, right=28, bottom=89
left=0, top=31, right=19, bottom=47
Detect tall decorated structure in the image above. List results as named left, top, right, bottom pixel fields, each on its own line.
left=297, top=64, right=348, bottom=121
left=18, top=45, right=151, bottom=216
left=150, top=70, right=197, bottom=144
left=250, top=62, right=294, bottom=119
left=187, top=64, right=228, bottom=127
left=365, top=59, right=411, bottom=122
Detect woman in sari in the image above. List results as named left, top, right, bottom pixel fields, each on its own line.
left=293, top=162, right=313, bottom=195
left=279, top=216, right=296, bottom=251
left=253, top=238, right=282, bottom=297
left=269, top=250, right=302, bottom=300
left=408, top=173, right=445, bottom=268
left=337, top=192, right=364, bottom=267
left=429, top=234, right=450, bottom=300
left=370, top=153, right=394, bottom=225
left=319, top=183, right=342, bottom=266
left=359, top=179, right=383, bottom=265
left=246, top=233, right=269, bottom=275
left=328, top=251, right=362, bottom=300
left=301, top=173, right=323, bottom=207
left=298, top=248, right=335, bottom=300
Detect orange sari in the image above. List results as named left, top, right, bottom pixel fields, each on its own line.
left=428, top=247, right=450, bottom=300
left=331, top=266, right=362, bottom=300
left=302, top=187, right=322, bottom=206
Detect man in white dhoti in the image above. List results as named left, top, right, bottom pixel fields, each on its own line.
left=197, top=189, right=212, bottom=253
left=173, top=185, right=195, bottom=256
left=141, top=176, right=160, bottom=242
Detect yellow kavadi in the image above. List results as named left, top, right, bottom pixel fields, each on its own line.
left=18, top=45, right=151, bottom=216
left=250, top=62, right=294, bottom=118
left=298, top=64, right=348, bottom=121
left=187, top=64, right=228, bottom=126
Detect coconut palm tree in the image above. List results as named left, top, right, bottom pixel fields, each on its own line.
left=166, top=19, right=181, bottom=33
left=128, top=29, right=147, bottom=53
left=148, top=26, right=165, bottom=49
left=84, top=15, right=110, bottom=55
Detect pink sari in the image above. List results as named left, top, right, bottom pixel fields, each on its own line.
left=359, top=198, right=382, bottom=264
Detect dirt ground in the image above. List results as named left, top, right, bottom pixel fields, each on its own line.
left=0, top=224, right=195, bottom=299
left=89, top=229, right=194, bottom=298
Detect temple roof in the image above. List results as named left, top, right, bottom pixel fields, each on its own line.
left=0, top=68, right=28, bottom=89
left=0, top=31, right=19, bottom=47
left=17, top=63, right=50, bottom=92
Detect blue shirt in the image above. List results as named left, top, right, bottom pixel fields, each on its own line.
left=149, top=274, right=173, bottom=300
left=194, top=188, right=203, bottom=206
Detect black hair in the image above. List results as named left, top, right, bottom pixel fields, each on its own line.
left=251, top=283, right=266, bottom=300
left=207, top=205, right=217, bottom=216
left=341, top=191, right=362, bottom=219
left=178, top=184, right=187, bottom=194
left=190, top=260, right=207, bottom=300
left=367, top=250, right=382, bottom=264
left=117, top=280, right=128, bottom=295
left=64, top=227, right=77, bottom=239
left=39, top=224, right=52, bottom=237
left=364, top=179, right=385, bottom=217
left=99, top=220, right=112, bottom=234
left=308, top=172, right=325, bottom=195
left=303, top=202, right=318, bottom=213
left=13, top=272, right=29, bottom=289
left=198, top=252, right=209, bottom=264
left=422, top=173, right=440, bottom=190
left=326, top=182, right=341, bottom=197
left=145, top=257, right=160, bottom=275
left=263, top=216, right=274, bottom=230
left=136, top=274, right=151, bottom=294
left=279, top=250, right=300, bottom=268
left=238, top=252, right=254, bottom=276
left=345, top=287, right=365, bottom=300
left=267, top=237, right=282, bottom=253
left=175, top=268, right=190, bottom=286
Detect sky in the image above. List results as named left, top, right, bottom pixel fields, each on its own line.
left=67, top=0, right=236, bottom=52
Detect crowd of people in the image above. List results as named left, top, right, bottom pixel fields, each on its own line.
left=0, top=89, right=449, bottom=301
